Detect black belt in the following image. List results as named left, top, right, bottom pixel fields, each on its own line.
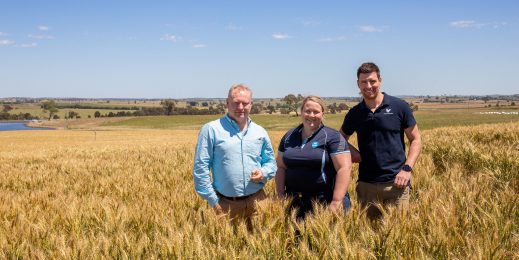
left=216, top=190, right=258, bottom=201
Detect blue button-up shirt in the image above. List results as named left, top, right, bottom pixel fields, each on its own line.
left=193, top=114, right=277, bottom=207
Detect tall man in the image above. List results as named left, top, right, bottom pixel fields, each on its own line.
left=193, top=84, right=277, bottom=222
left=340, top=62, right=422, bottom=219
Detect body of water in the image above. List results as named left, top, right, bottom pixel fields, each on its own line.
left=0, top=122, right=53, bottom=131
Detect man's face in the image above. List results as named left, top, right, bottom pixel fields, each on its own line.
left=227, top=89, right=252, bottom=123
left=357, top=72, right=382, bottom=100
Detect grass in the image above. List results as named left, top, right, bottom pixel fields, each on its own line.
left=9, top=107, right=133, bottom=119
left=104, top=107, right=519, bottom=131
left=0, top=122, right=518, bottom=258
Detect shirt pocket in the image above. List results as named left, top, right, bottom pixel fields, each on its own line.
left=378, top=114, right=401, bottom=132
left=244, top=138, right=264, bottom=158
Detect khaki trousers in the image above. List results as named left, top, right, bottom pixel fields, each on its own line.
left=356, top=181, right=410, bottom=220
left=218, top=189, right=267, bottom=220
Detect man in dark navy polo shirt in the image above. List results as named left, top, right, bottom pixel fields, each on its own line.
left=340, top=62, right=422, bottom=220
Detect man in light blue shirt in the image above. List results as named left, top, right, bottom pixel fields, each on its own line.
left=193, top=84, right=276, bottom=221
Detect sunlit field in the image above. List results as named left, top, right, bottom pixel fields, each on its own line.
left=1, top=120, right=517, bottom=258
left=105, top=107, right=519, bottom=131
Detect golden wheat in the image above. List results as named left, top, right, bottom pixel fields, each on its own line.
left=0, top=123, right=517, bottom=258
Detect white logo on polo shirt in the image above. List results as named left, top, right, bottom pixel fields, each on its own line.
left=384, top=108, right=393, bottom=115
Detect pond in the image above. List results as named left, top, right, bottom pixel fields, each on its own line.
left=0, top=122, right=54, bottom=131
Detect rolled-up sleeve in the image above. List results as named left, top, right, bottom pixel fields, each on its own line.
left=260, top=134, right=277, bottom=181
left=193, top=124, right=219, bottom=207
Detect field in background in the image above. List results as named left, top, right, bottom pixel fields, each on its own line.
left=4, top=96, right=517, bottom=121
left=0, top=120, right=517, bottom=258
left=104, top=108, right=519, bottom=131
left=8, top=103, right=134, bottom=119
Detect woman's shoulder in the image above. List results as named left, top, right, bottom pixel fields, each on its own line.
left=320, top=126, right=344, bottom=141
left=283, top=124, right=303, bottom=136
left=321, top=125, right=340, bottom=134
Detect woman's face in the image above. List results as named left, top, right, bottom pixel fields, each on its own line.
left=301, top=100, right=323, bottom=131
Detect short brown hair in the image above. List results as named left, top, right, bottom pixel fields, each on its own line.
left=357, top=62, right=381, bottom=79
left=300, top=95, right=326, bottom=114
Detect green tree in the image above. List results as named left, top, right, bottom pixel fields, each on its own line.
left=41, top=100, right=59, bottom=120
left=94, top=111, right=101, bottom=118
left=338, top=103, right=349, bottom=112
left=282, top=94, right=304, bottom=116
left=67, top=111, right=79, bottom=119
left=215, top=103, right=226, bottom=114
left=2, top=105, right=13, bottom=113
left=327, top=103, right=337, bottom=114
left=267, top=105, right=276, bottom=114
left=251, top=103, right=263, bottom=114
left=161, top=99, right=176, bottom=116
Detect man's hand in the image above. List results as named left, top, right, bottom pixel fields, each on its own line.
left=329, top=200, right=342, bottom=212
left=394, top=170, right=411, bottom=188
left=250, top=169, right=264, bottom=183
left=213, top=204, right=224, bottom=215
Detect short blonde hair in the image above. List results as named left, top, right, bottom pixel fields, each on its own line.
left=227, top=84, right=252, bottom=99
left=300, top=95, right=326, bottom=114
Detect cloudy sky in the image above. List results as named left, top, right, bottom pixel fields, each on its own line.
left=1, top=0, right=517, bottom=98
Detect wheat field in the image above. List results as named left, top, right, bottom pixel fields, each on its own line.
left=0, top=123, right=518, bottom=258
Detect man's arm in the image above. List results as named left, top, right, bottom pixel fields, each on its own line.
left=257, top=134, right=277, bottom=182
left=394, top=124, right=422, bottom=188
left=193, top=125, right=219, bottom=207
left=339, top=129, right=361, bottom=163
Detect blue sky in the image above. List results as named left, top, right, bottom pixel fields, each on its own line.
left=1, top=0, right=518, bottom=98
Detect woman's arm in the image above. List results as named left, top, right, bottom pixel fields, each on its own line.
left=275, top=153, right=287, bottom=198
left=329, top=152, right=352, bottom=211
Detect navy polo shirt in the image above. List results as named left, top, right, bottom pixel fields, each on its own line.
left=341, top=93, right=416, bottom=183
left=278, top=124, right=350, bottom=194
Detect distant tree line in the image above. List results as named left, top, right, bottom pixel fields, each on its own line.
left=0, top=112, right=39, bottom=120
left=92, top=101, right=228, bottom=118
left=56, top=104, right=141, bottom=110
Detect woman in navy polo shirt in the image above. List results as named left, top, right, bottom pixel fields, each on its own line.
left=275, top=96, right=352, bottom=219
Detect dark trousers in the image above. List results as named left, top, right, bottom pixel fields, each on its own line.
left=287, top=192, right=351, bottom=220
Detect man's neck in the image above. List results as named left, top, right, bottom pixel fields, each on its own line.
left=229, top=115, right=248, bottom=131
left=237, top=121, right=247, bottom=132
left=364, top=92, right=384, bottom=111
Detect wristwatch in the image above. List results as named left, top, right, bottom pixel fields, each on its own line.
left=402, top=164, right=413, bottom=172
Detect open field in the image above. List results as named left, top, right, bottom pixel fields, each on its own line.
left=8, top=105, right=134, bottom=119
left=4, top=97, right=516, bottom=122
left=0, top=121, right=517, bottom=258
left=104, top=107, right=519, bottom=131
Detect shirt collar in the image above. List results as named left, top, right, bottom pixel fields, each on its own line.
left=225, top=113, right=251, bottom=132
left=296, top=123, right=324, bottom=140
left=360, top=92, right=389, bottom=111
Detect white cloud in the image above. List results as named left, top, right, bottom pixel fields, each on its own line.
left=19, top=42, right=38, bottom=48
left=0, top=32, right=6, bottom=37
left=450, top=20, right=485, bottom=29
left=272, top=33, right=290, bottom=40
left=161, top=34, right=179, bottom=42
left=450, top=20, right=507, bottom=29
left=226, top=23, right=242, bottom=31
left=492, top=21, right=507, bottom=29
left=303, top=20, right=321, bottom=27
left=0, top=39, right=15, bottom=46
left=38, top=25, right=50, bottom=31
left=359, top=25, right=383, bottom=33
left=318, top=36, right=347, bottom=42
left=28, top=34, right=54, bottom=40
left=192, top=44, right=206, bottom=48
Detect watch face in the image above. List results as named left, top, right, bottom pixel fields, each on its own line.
left=403, top=165, right=412, bottom=172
